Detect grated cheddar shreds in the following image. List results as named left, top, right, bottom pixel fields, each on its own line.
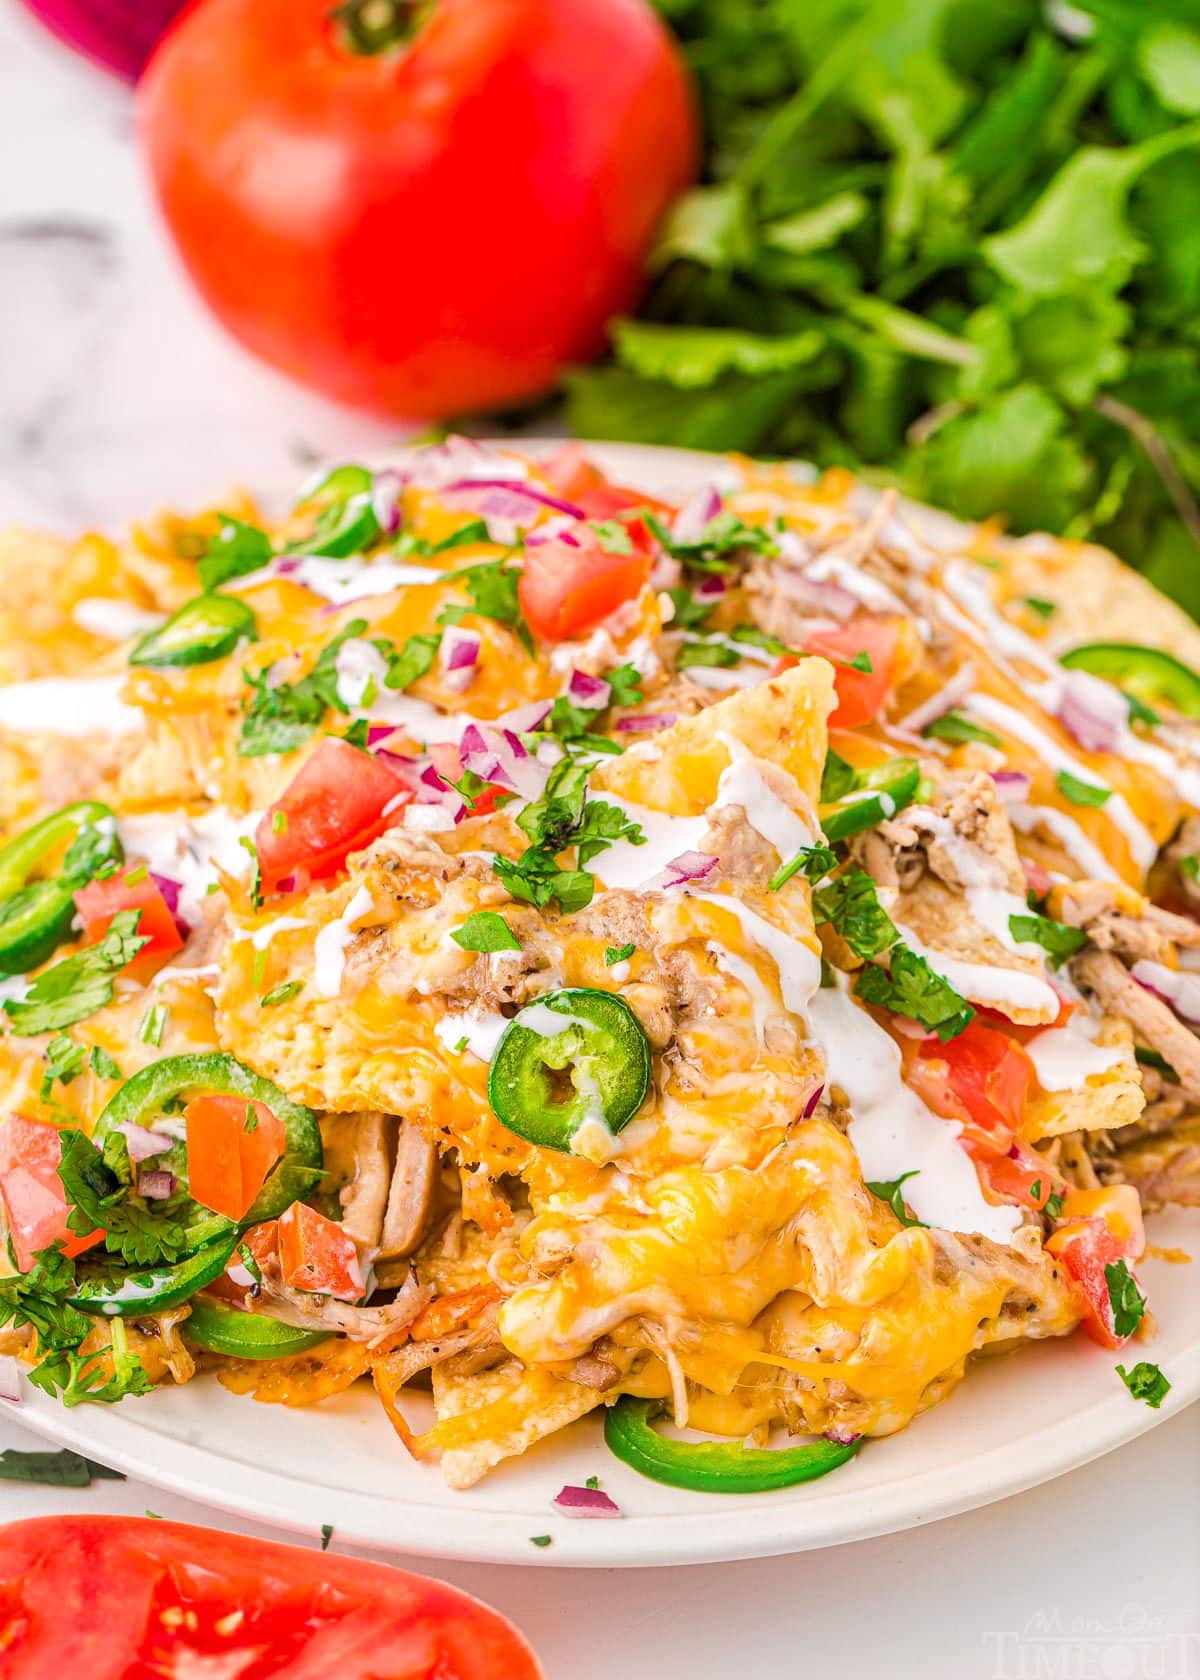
left=0, top=437, right=1195, bottom=1485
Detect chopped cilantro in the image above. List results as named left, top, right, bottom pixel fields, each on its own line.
left=4, top=912, right=148, bottom=1037
left=676, top=637, right=742, bottom=670
left=529, top=1534, right=553, bottom=1548
left=494, top=851, right=595, bottom=914
left=57, top=1130, right=190, bottom=1268
left=1043, top=1192, right=1064, bottom=1219
left=0, top=1448, right=125, bottom=1486
left=855, top=944, right=975, bottom=1041
left=585, top=1475, right=601, bottom=1490
left=1116, top=1361, right=1171, bottom=1409
left=819, top=749, right=857, bottom=803
left=813, top=869, right=899, bottom=959
left=646, top=510, right=778, bottom=573
left=89, top=1045, right=121, bottom=1081
left=393, top=518, right=490, bottom=556
left=1023, top=596, right=1056, bottom=620
left=769, top=842, right=837, bottom=893
left=320, top=1522, right=334, bottom=1551
left=271, top=810, right=287, bottom=835
left=139, top=1003, right=167, bottom=1047
left=41, top=1033, right=86, bottom=1098
left=260, top=980, right=304, bottom=1009
left=865, top=1171, right=926, bottom=1228
left=842, top=650, right=873, bottom=674
left=239, top=836, right=264, bottom=911
left=375, top=630, right=441, bottom=692
left=605, top=943, right=636, bottom=965
left=728, top=623, right=790, bottom=656
left=1056, top=770, right=1111, bottom=808
left=452, top=911, right=522, bottom=954
left=30, top=1317, right=154, bottom=1408
left=438, top=561, right=533, bottom=655
left=1008, top=911, right=1088, bottom=968
left=589, top=520, right=634, bottom=554
left=603, top=663, right=644, bottom=707
left=238, top=619, right=367, bottom=757
left=341, top=718, right=370, bottom=749
left=1180, top=855, right=1200, bottom=882
left=1105, top=1260, right=1146, bottom=1339
left=923, top=711, right=1002, bottom=748
left=665, top=586, right=717, bottom=631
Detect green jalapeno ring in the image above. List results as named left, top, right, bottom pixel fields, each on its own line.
left=288, top=465, right=381, bottom=559
left=1060, top=643, right=1200, bottom=720
left=0, top=801, right=123, bottom=975
left=183, top=1294, right=330, bottom=1359
left=93, top=1052, right=323, bottom=1226
left=604, top=1396, right=862, bottom=1493
left=72, top=1226, right=239, bottom=1318
left=130, top=593, right=259, bottom=669
left=820, top=756, right=920, bottom=845
left=487, top=988, right=652, bottom=1153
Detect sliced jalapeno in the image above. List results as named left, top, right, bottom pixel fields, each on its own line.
left=184, top=1295, right=330, bottom=1359
left=0, top=801, right=122, bottom=975
left=604, top=1397, right=862, bottom=1493
left=487, top=988, right=651, bottom=1153
left=72, top=1227, right=238, bottom=1318
left=94, top=1052, right=323, bottom=1226
left=820, top=756, right=920, bottom=844
left=130, top=593, right=258, bottom=668
left=290, top=465, right=380, bottom=558
left=1060, top=643, right=1200, bottom=720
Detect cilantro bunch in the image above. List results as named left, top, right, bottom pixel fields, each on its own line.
left=569, top=0, right=1200, bottom=617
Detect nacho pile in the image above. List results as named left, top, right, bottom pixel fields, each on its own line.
left=0, top=439, right=1193, bottom=1488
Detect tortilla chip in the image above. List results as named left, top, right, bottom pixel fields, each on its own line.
left=421, top=1357, right=603, bottom=1489
left=1024, top=1015, right=1144, bottom=1139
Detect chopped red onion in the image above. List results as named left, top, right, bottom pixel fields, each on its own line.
left=408, top=435, right=526, bottom=492
left=777, top=572, right=859, bottom=623
left=115, top=1119, right=173, bottom=1163
left=498, top=699, right=553, bottom=734
left=137, top=1169, right=176, bottom=1200
left=653, top=850, right=718, bottom=888
left=1131, top=959, right=1200, bottom=1024
left=149, top=872, right=182, bottom=913
left=445, top=479, right=584, bottom=521
left=553, top=1484, right=622, bottom=1519
left=370, top=468, right=406, bottom=537
left=273, top=556, right=302, bottom=577
left=368, top=724, right=404, bottom=748
left=824, top=1427, right=861, bottom=1445
left=802, top=1084, right=825, bottom=1118
left=990, top=770, right=1032, bottom=804
left=0, top=1356, right=21, bottom=1404
left=616, top=712, right=676, bottom=733
left=695, top=576, right=727, bottom=601
left=567, top=669, right=611, bottom=710
left=440, top=627, right=481, bottom=693
left=460, top=723, right=547, bottom=800
left=671, top=486, right=723, bottom=545
left=526, top=515, right=583, bottom=550
left=1055, top=669, right=1127, bottom=754
left=18, top=0, right=188, bottom=80
left=899, top=663, right=976, bottom=733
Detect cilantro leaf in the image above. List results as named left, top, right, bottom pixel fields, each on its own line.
left=4, top=912, right=148, bottom=1036
left=57, top=1130, right=190, bottom=1268
left=30, top=1317, right=154, bottom=1408
left=923, top=711, right=1003, bottom=748
left=260, top=980, right=304, bottom=1009
left=646, top=510, right=779, bottom=574
left=676, top=637, right=742, bottom=670
left=604, top=663, right=644, bottom=707
left=769, top=842, right=837, bottom=892
left=438, top=562, right=533, bottom=655
left=494, top=851, right=595, bottom=914
left=1105, top=1259, right=1147, bottom=1339
left=1056, top=770, right=1112, bottom=808
left=665, top=587, right=717, bottom=631
left=0, top=1448, right=125, bottom=1486
left=855, top=944, right=975, bottom=1041
left=376, top=631, right=441, bottom=692
left=452, top=911, right=521, bottom=954
left=589, top=520, right=634, bottom=555
left=1116, top=1360, right=1171, bottom=1409
left=865, top=1171, right=926, bottom=1229
left=606, top=943, right=636, bottom=965
left=41, top=1033, right=86, bottom=1098
left=0, top=1247, right=91, bottom=1352
left=238, top=619, right=367, bottom=757
left=1008, top=911, right=1088, bottom=968
left=820, top=749, right=858, bottom=804
left=813, top=868, right=900, bottom=959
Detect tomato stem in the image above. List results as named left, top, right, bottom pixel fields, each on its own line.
left=329, top=0, right=432, bottom=56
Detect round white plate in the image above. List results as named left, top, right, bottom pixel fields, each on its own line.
left=11, top=442, right=1200, bottom=1567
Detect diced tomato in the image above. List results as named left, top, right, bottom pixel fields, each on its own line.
left=0, top=1115, right=102, bottom=1270
left=278, top=1202, right=363, bottom=1301
left=916, top=1019, right=1035, bottom=1138
left=1047, top=1187, right=1146, bottom=1348
left=959, top=1136, right=1053, bottom=1211
left=254, top=736, right=413, bottom=894
left=979, top=994, right=1074, bottom=1044
left=207, top=1218, right=280, bottom=1303
left=0, top=1515, right=543, bottom=1679
left=803, top=618, right=901, bottom=729
left=74, top=869, right=184, bottom=973
left=518, top=521, right=651, bottom=642
left=184, top=1096, right=285, bottom=1223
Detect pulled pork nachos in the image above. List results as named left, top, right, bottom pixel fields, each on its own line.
left=0, top=438, right=1193, bottom=1492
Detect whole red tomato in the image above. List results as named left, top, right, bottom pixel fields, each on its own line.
left=139, top=0, right=698, bottom=418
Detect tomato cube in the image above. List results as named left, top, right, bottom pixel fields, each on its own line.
left=278, top=1202, right=363, bottom=1301
left=185, top=1097, right=285, bottom=1222
left=0, top=1115, right=102, bottom=1271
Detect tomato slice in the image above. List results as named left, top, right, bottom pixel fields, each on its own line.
left=255, top=736, right=413, bottom=893
left=959, top=1135, right=1052, bottom=1211
left=185, top=1095, right=286, bottom=1222
left=278, top=1200, right=363, bottom=1300
left=1046, top=1187, right=1146, bottom=1348
left=0, top=1515, right=543, bottom=1679
left=0, top=1116, right=102, bottom=1270
left=804, top=618, right=900, bottom=729
left=74, top=869, right=184, bottom=972
left=518, top=521, right=651, bottom=641
left=916, top=1019, right=1035, bottom=1139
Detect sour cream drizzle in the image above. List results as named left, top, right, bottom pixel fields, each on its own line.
left=0, top=674, right=143, bottom=738
left=313, top=885, right=375, bottom=996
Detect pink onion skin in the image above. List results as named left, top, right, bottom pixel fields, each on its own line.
left=1056, top=670, right=1127, bottom=755
left=18, top=0, right=188, bottom=80
left=616, top=712, right=676, bottom=733
left=552, top=1484, right=622, bottom=1518
left=1131, top=959, right=1200, bottom=1024
left=115, top=1119, right=174, bottom=1163
left=0, top=1356, right=22, bottom=1405
left=137, top=1169, right=176, bottom=1200
left=990, top=770, right=1032, bottom=805
left=802, top=1084, right=825, bottom=1119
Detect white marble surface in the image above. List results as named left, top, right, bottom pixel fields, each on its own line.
left=1, top=7, right=1198, bottom=1677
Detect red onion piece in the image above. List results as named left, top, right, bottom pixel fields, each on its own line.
left=115, top=1119, right=174, bottom=1163
left=695, top=576, right=727, bottom=601
left=498, top=699, right=553, bottom=734
left=18, top=0, right=189, bottom=80
left=990, top=770, right=1032, bottom=804
left=802, top=1084, right=825, bottom=1118
left=370, top=468, right=407, bottom=537
left=652, top=850, right=718, bottom=888
left=824, top=1427, right=861, bottom=1445
left=273, top=556, right=302, bottom=577
left=1131, top=959, right=1200, bottom=1024
left=552, top=1484, right=622, bottom=1519
left=671, top=486, right=723, bottom=545
left=777, top=572, right=859, bottom=623
left=0, top=1356, right=22, bottom=1404
left=616, top=712, right=676, bottom=733
left=445, top=479, right=584, bottom=522
left=526, top=515, right=583, bottom=551
left=149, top=872, right=182, bottom=913
left=1055, top=670, right=1127, bottom=754
left=460, top=723, right=546, bottom=801
left=137, top=1169, right=175, bottom=1200
left=899, top=663, right=976, bottom=733
left=440, top=627, right=481, bottom=693
left=567, top=669, right=611, bottom=710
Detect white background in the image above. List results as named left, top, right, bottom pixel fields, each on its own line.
left=0, top=5, right=1197, bottom=1675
